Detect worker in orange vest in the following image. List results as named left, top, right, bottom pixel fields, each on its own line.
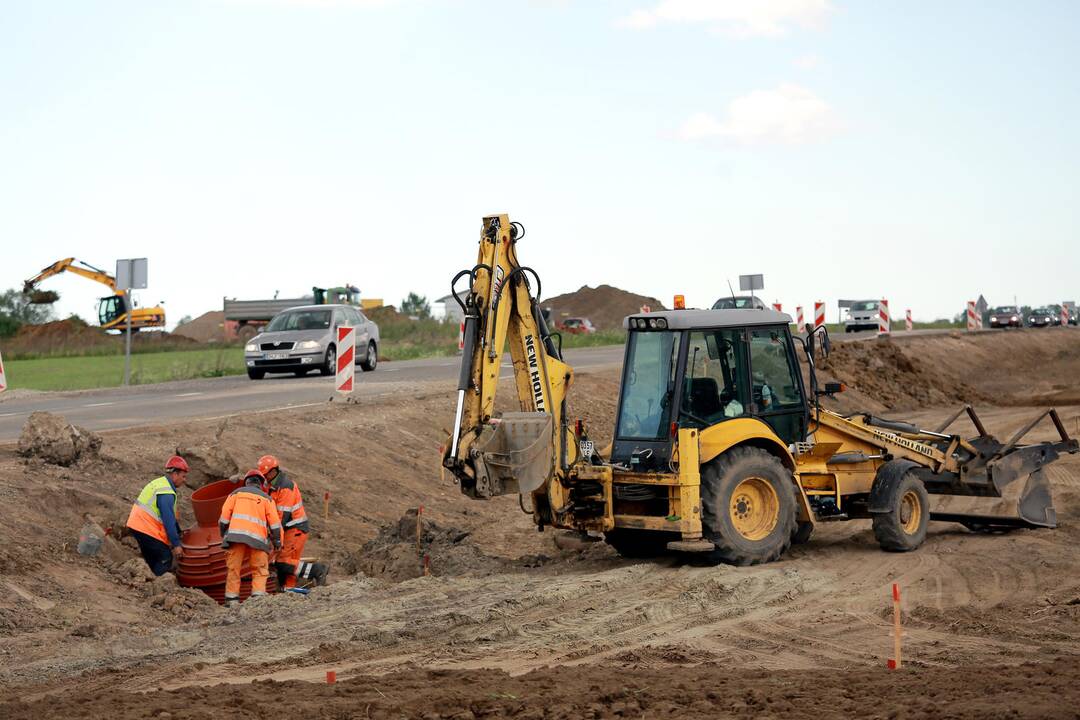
left=126, top=455, right=189, bottom=576
left=219, top=470, right=282, bottom=607
left=258, top=454, right=329, bottom=589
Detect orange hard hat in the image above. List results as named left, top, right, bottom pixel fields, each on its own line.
left=165, top=455, right=189, bottom=473
left=244, top=469, right=267, bottom=486
left=257, top=455, right=279, bottom=476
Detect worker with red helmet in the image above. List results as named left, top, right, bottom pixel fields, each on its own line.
left=258, top=454, right=328, bottom=589
left=126, top=455, right=189, bottom=576
left=219, top=469, right=282, bottom=606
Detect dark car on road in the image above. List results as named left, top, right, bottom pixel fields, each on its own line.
left=988, top=306, right=1022, bottom=328
left=1027, top=308, right=1058, bottom=328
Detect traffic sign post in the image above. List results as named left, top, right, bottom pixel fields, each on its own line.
left=116, top=258, right=148, bottom=387
left=739, top=274, right=764, bottom=307
left=336, top=326, right=356, bottom=394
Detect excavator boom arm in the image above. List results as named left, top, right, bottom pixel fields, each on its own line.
left=24, top=258, right=119, bottom=295
left=444, top=215, right=575, bottom=499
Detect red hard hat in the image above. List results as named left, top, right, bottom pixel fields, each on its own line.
left=165, top=455, right=189, bottom=473
left=257, top=455, right=279, bottom=476
left=244, top=469, right=267, bottom=485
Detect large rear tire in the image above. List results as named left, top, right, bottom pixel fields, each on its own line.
left=701, top=447, right=797, bottom=566
left=872, top=472, right=929, bottom=551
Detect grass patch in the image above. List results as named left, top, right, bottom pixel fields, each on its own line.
left=4, top=348, right=246, bottom=391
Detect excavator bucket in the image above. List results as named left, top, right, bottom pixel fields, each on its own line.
left=928, top=408, right=1077, bottom=530
left=26, top=290, right=59, bottom=304
left=467, top=412, right=554, bottom=498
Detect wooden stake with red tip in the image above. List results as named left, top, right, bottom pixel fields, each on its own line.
left=887, top=583, right=902, bottom=669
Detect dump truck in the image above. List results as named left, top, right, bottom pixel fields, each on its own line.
left=224, top=285, right=382, bottom=342
left=23, top=258, right=166, bottom=331
left=441, top=214, right=1077, bottom=564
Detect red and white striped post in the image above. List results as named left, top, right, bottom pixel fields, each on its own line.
left=457, top=321, right=465, bottom=351
left=796, top=305, right=804, bottom=331
left=772, top=302, right=783, bottom=313
left=814, top=302, right=826, bottom=330
left=335, top=326, right=356, bottom=394
left=1062, top=305, right=1069, bottom=327
left=0, top=349, right=6, bottom=393
left=887, top=583, right=903, bottom=670
left=966, top=301, right=978, bottom=332
left=905, top=309, right=913, bottom=332
left=877, top=300, right=890, bottom=336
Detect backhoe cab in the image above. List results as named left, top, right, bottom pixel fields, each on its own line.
left=443, top=214, right=1078, bottom=565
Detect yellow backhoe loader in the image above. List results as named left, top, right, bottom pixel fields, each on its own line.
left=442, top=214, right=1078, bottom=564
left=23, top=258, right=166, bottom=331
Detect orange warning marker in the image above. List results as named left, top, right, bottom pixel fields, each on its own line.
left=323, top=491, right=330, bottom=522
left=887, top=583, right=902, bottom=669
left=326, top=670, right=336, bottom=684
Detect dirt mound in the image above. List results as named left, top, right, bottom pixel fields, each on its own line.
left=365, top=305, right=407, bottom=324
left=818, top=329, right=1080, bottom=412
left=350, top=509, right=506, bottom=582
left=6, top=319, right=199, bottom=357
left=174, top=442, right=239, bottom=489
left=17, top=412, right=102, bottom=466
left=173, top=311, right=225, bottom=343
left=543, top=285, right=665, bottom=331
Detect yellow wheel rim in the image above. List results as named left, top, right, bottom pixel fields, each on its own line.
left=729, top=477, right=780, bottom=541
left=900, top=490, right=922, bottom=535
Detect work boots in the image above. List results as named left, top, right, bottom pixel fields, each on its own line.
left=224, top=595, right=239, bottom=608
left=295, top=560, right=330, bottom=587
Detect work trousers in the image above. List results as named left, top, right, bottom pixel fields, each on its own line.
left=132, top=530, right=173, bottom=577
left=225, top=543, right=270, bottom=598
left=275, top=528, right=308, bottom=589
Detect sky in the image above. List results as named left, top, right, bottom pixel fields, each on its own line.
left=2, top=0, right=1078, bottom=329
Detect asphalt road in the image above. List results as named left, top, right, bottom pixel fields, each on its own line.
left=0, top=346, right=626, bottom=442
left=0, top=328, right=965, bottom=442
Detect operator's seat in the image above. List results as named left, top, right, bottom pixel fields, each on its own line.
left=688, top=377, right=723, bottom=419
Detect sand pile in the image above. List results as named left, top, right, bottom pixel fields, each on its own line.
left=173, top=311, right=225, bottom=343
left=17, top=412, right=102, bottom=466
left=543, top=285, right=665, bottom=331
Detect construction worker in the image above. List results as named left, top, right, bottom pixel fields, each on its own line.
left=219, top=470, right=282, bottom=607
left=258, top=454, right=329, bottom=589
left=126, top=455, right=189, bottom=576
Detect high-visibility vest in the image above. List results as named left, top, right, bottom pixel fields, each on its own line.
left=219, top=486, right=282, bottom=553
left=126, top=476, right=178, bottom=545
left=270, top=472, right=309, bottom=533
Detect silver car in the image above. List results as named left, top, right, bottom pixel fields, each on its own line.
left=244, top=304, right=379, bottom=380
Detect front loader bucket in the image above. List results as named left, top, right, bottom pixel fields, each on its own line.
left=468, top=412, right=554, bottom=498
left=929, top=409, right=1077, bottom=530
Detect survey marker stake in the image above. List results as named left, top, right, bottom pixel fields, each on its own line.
left=887, top=583, right=903, bottom=669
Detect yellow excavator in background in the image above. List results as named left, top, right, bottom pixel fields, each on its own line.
left=23, top=258, right=166, bottom=331
left=442, top=214, right=1078, bottom=564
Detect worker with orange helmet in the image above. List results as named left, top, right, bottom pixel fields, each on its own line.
left=257, top=454, right=328, bottom=589
left=219, top=470, right=282, bottom=607
left=126, top=455, right=189, bottom=576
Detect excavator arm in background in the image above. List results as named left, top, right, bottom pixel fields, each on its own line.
left=22, top=257, right=166, bottom=330
left=23, top=258, right=119, bottom=301
left=442, top=215, right=580, bottom=507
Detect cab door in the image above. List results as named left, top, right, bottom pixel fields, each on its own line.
left=747, top=325, right=807, bottom=444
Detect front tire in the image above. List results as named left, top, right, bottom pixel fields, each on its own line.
left=701, top=447, right=797, bottom=565
left=872, top=472, right=929, bottom=551
left=320, top=344, right=336, bottom=376
left=247, top=369, right=266, bottom=380
left=360, top=341, right=377, bottom=372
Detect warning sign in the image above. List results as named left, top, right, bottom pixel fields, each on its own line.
left=335, top=326, right=356, bottom=394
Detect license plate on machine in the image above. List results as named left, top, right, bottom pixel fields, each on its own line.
left=264, top=352, right=289, bottom=360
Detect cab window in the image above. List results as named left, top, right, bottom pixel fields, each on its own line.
left=748, top=328, right=802, bottom=410
left=616, top=331, right=681, bottom=440
left=681, top=329, right=750, bottom=426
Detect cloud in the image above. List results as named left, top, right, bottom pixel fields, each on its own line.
left=618, top=0, right=834, bottom=37
left=793, top=53, right=822, bottom=70
left=677, top=84, right=843, bottom=145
